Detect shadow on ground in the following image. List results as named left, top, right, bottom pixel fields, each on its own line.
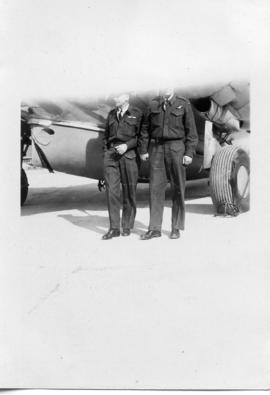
left=21, top=179, right=211, bottom=216
left=58, top=212, right=148, bottom=235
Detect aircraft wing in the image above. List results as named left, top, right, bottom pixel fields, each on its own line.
left=22, top=79, right=249, bottom=127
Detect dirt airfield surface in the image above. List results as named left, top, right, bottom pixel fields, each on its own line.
left=2, top=167, right=268, bottom=389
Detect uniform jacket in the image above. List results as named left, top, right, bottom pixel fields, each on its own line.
left=103, top=105, right=142, bottom=158
left=138, top=95, right=198, bottom=157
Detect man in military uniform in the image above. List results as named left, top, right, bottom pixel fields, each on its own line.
left=139, top=88, right=198, bottom=239
left=102, top=93, right=142, bottom=240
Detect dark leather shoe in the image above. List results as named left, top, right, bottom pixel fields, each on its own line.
left=122, top=229, right=130, bottom=236
left=102, top=229, right=120, bottom=240
left=140, top=230, right=161, bottom=240
left=170, top=229, right=180, bottom=239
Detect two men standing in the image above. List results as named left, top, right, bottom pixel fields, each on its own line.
left=102, top=89, right=198, bottom=240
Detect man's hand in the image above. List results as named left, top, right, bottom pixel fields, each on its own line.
left=140, top=153, right=149, bottom=161
left=115, top=144, right=128, bottom=155
left=183, top=155, right=192, bottom=166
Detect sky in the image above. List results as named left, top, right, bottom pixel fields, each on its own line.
left=1, top=0, right=269, bottom=99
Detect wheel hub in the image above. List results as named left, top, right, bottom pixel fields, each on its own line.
left=237, top=165, right=249, bottom=198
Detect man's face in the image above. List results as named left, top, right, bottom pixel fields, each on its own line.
left=160, top=87, right=174, bottom=99
left=114, top=94, right=129, bottom=108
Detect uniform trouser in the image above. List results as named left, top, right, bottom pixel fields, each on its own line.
left=149, top=140, right=186, bottom=231
left=104, top=148, right=138, bottom=230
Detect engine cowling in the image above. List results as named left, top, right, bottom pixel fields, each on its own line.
left=192, top=97, right=240, bottom=131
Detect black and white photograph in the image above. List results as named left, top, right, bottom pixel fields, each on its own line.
left=0, top=0, right=270, bottom=391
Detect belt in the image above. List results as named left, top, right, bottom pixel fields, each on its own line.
left=108, top=141, right=122, bottom=149
left=152, top=138, right=182, bottom=144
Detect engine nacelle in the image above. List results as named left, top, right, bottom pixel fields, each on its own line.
left=192, top=97, right=240, bottom=131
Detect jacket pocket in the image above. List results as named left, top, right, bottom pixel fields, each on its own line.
left=171, top=107, right=184, bottom=116
left=125, top=116, right=137, bottom=126
left=124, top=150, right=137, bottom=159
left=170, top=108, right=184, bottom=128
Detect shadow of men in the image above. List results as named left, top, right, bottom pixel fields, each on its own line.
left=58, top=210, right=148, bottom=236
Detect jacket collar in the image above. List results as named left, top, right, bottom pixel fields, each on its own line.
left=155, top=94, right=177, bottom=108
left=113, top=104, right=136, bottom=118
left=114, top=104, right=132, bottom=113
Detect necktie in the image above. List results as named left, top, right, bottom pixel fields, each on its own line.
left=163, top=99, right=168, bottom=111
left=118, top=109, right=122, bottom=121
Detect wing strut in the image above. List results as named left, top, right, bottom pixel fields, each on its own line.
left=33, top=141, right=54, bottom=173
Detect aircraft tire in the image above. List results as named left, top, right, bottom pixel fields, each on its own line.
left=21, top=168, right=29, bottom=206
left=210, top=145, right=250, bottom=216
